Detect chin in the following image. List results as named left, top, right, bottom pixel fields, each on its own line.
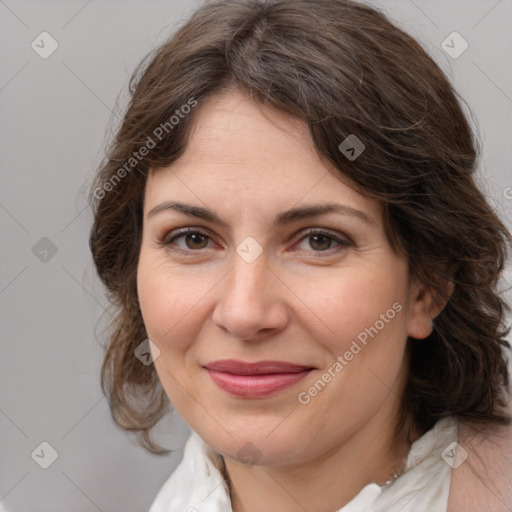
left=196, top=419, right=306, bottom=467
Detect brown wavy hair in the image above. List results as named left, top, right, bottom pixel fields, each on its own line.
left=89, top=0, right=511, bottom=454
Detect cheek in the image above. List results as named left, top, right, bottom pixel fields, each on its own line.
left=291, top=263, right=408, bottom=350
left=290, top=262, right=410, bottom=415
left=136, top=256, right=213, bottom=409
left=137, top=255, right=212, bottom=350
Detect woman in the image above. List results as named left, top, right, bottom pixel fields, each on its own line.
left=89, top=1, right=512, bottom=510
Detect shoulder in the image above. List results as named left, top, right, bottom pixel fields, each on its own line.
left=447, top=415, right=512, bottom=512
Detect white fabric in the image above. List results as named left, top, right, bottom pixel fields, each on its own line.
left=149, top=417, right=458, bottom=512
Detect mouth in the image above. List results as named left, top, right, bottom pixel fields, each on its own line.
left=203, top=360, right=314, bottom=398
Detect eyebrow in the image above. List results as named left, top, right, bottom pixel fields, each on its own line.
left=147, top=201, right=374, bottom=226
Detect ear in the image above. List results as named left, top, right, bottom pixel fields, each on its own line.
left=407, top=278, right=454, bottom=340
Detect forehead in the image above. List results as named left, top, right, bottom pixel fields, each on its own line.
left=145, top=89, right=382, bottom=225
left=174, top=89, right=317, bottom=177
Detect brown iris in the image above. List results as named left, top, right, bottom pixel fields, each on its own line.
left=308, top=234, right=333, bottom=251
left=185, top=232, right=209, bottom=249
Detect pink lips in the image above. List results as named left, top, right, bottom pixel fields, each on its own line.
left=204, top=360, right=313, bottom=398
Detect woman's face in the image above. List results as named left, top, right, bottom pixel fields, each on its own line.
left=137, top=89, right=433, bottom=466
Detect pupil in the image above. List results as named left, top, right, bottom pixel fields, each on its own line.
left=310, top=234, right=331, bottom=251
left=187, top=233, right=207, bottom=249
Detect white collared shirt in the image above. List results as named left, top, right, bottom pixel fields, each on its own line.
left=149, top=417, right=459, bottom=512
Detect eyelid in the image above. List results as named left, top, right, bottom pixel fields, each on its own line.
left=160, top=227, right=219, bottom=249
left=288, top=227, right=353, bottom=252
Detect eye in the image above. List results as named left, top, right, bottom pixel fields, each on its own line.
left=162, top=228, right=215, bottom=251
left=291, top=229, right=352, bottom=254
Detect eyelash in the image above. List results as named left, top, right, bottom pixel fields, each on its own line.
left=159, top=227, right=352, bottom=257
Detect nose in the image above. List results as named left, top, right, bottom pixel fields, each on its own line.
left=212, top=254, right=289, bottom=341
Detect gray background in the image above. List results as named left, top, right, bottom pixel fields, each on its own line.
left=1, top=1, right=511, bottom=511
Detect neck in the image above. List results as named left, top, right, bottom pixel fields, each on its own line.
left=223, top=398, right=414, bottom=512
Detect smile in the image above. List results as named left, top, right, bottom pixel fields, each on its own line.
left=203, top=360, right=314, bottom=398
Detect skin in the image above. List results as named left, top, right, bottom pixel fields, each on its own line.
left=137, top=89, right=449, bottom=512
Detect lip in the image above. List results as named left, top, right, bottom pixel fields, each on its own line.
left=204, top=359, right=314, bottom=398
